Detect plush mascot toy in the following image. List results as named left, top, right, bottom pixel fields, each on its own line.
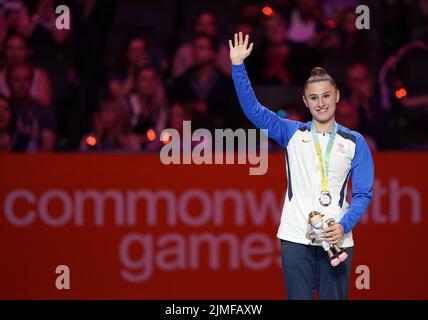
left=306, top=211, right=348, bottom=267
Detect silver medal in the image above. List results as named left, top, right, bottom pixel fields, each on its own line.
left=319, top=191, right=332, bottom=207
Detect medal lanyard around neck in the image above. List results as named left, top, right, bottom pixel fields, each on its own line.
left=310, top=121, right=336, bottom=192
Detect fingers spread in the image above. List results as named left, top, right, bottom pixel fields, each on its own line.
left=228, top=39, right=233, bottom=49
left=239, top=31, right=243, bottom=45
left=234, top=33, right=238, bottom=47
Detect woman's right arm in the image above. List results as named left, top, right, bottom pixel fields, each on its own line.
left=229, top=33, right=300, bottom=148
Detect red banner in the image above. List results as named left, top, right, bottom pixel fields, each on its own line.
left=0, top=152, right=427, bottom=299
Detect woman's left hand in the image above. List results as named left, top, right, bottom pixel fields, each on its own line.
left=322, top=223, right=345, bottom=244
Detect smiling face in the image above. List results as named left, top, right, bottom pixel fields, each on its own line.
left=303, top=80, right=339, bottom=125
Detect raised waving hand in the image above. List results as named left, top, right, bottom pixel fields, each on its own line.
left=228, top=32, right=254, bottom=65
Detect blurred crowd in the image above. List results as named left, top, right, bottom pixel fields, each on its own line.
left=0, top=0, right=427, bottom=153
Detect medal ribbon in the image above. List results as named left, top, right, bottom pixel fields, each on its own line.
left=310, top=121, right=336, bottom=192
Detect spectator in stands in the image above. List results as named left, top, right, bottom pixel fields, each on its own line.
left=126, top=66, right=166, bottom=148
left=286, top=0, right=326, bottom=45
left=80, top=99, right=140, bottom=152
left=235, top=1, right=263, bottom=46
left=345, top=62, right=386, bottom=149
left=145, top=101, right=194, bottom=152
left=0, top=33, right=52, bottom=106
left=172, top=9, right=230, bottom=77
left=318, top=8, right=376, bottom=88
left=239, top=1, right=261, bottom=27
left=167, top=102, right=192, bottom=133
left=321, top=0, right=357, bottom=20
left=107, top=36, right=152, bottom=99
left=320, top=8, right=372, bottom=57
left=18, top=0, right=75, bottom=103
left=246, top=14, right=293, bottom=86
left=0, top=94, right=15, bottom=152
left=19, top=0, right=71, bottom=45
left=410, top=0, right=428, bottom=42
left=285, top=0, right=327, bottom=84
left=170, top=33, right=239, bottom=130
left=8, top=63, right=56, bottom=151
left=0, top=0, right=28, bottom=48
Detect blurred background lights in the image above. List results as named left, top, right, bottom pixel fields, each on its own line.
left=146, top=129, right=156, bottom=141
left=262, top=6, right=274, bottom=17
left=395, top=88, right=407, bottom=99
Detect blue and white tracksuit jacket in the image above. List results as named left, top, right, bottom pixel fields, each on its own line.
left=232, top=63, right=374, bottom=247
